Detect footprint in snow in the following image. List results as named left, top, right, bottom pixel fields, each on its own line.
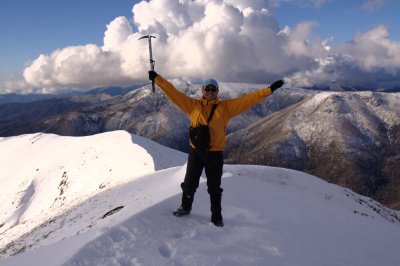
left=158, top=242, right=175, bottom=259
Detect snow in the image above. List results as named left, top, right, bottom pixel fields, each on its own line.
left=1, top=131, right=400, bottom=266
left=0, top=131, right=186, bottom=258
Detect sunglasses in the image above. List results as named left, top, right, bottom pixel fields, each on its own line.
left=204, top=85, right=218, bottom=92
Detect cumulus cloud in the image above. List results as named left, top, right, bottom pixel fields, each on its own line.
left=0, top=72, right=35, bottom=94
left=17, top=0, right=400, bottom=93
left=336, top=25, right=400, bottom=72
left=286, top=24, right=400, bottom=88
left=24, top=44, right=130, bottom=91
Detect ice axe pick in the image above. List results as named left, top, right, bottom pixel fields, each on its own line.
left=139, top=35, right=156, bottom=93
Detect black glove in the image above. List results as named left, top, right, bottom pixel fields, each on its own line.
left=148, top=70, right=158, bottom=81
left=270, top=80, right=284, bottom=92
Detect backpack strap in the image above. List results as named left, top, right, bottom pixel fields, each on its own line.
left=207, top=104, right=218, bottom=125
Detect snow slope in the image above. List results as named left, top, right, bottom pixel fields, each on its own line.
left=0, top=131, right=187, bottom=257
left=1, top=131, right=400, bottom=265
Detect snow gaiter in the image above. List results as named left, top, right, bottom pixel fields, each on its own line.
left=210, top=193, right=222, bottom=219
left=181, top=193, right=194, bottom=211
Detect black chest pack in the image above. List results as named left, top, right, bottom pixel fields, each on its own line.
left=189, top=104, right=218, bottom=151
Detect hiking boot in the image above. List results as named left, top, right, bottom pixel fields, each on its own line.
left=211, top=214, right=224, bottom=227
left=173, top=206, right=191, bottom=217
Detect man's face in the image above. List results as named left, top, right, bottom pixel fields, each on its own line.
left=202, top=84, right=218, bottom=100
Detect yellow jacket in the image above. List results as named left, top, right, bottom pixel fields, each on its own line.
left=155, top=75, right=273, bottom=151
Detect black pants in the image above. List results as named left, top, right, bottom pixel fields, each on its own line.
left=180, top=148, right=224, bottom=216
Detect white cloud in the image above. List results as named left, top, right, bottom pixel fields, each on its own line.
left=23, top=44, right=131, bottom=92
left=336, top=25, right=400, bottom=72
left=103, top=16, right=133, bottom=53
left=0, top=72, right=34, bottom=94
left=14, top=0, right=400, bottom=93
left=285, top=25, right=400, bottom=88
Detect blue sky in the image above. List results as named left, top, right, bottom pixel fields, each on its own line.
left=275, top=0, right=399, bottom=44
left=0, top=0, right=399, bottom=93
left=0, top=0, right=135, bottom=73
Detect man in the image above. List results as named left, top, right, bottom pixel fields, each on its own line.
left=149, top=70, right=283, bottom=227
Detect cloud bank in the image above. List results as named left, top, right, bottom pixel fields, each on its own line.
left=20, top=0, right=400, bottom=93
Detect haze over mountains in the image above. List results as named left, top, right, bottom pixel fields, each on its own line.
left=0, top=82, right=399, bottom=210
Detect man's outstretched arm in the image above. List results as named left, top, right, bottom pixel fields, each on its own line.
left=224, top=79, right=284, bottom=118
left=149, top=71, right=196, bottom=115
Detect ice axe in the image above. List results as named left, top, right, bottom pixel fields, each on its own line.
left=139, top=35, right=156, bottom=93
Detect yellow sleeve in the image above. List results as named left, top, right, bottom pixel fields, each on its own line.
left=224, top=87, right=273, bottom=118
left=154, top=75, right=196, bottom=115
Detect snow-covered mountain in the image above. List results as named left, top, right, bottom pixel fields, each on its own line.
left=0, top=85, right=142, bottom=105
left=0, top=131, right=400, bottom=265
left=0, top=82, right=311, bottom=150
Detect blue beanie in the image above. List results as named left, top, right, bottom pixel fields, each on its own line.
left=203, top=78, right=219, bottom=89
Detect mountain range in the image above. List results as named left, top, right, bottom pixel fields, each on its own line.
left=0, top=82, right=399, bottom=210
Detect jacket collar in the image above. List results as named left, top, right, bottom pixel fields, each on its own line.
left=200, top=97, right=220, bottom=106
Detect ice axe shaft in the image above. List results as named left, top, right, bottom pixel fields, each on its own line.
left=139, top=35, right=156, bottom=92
